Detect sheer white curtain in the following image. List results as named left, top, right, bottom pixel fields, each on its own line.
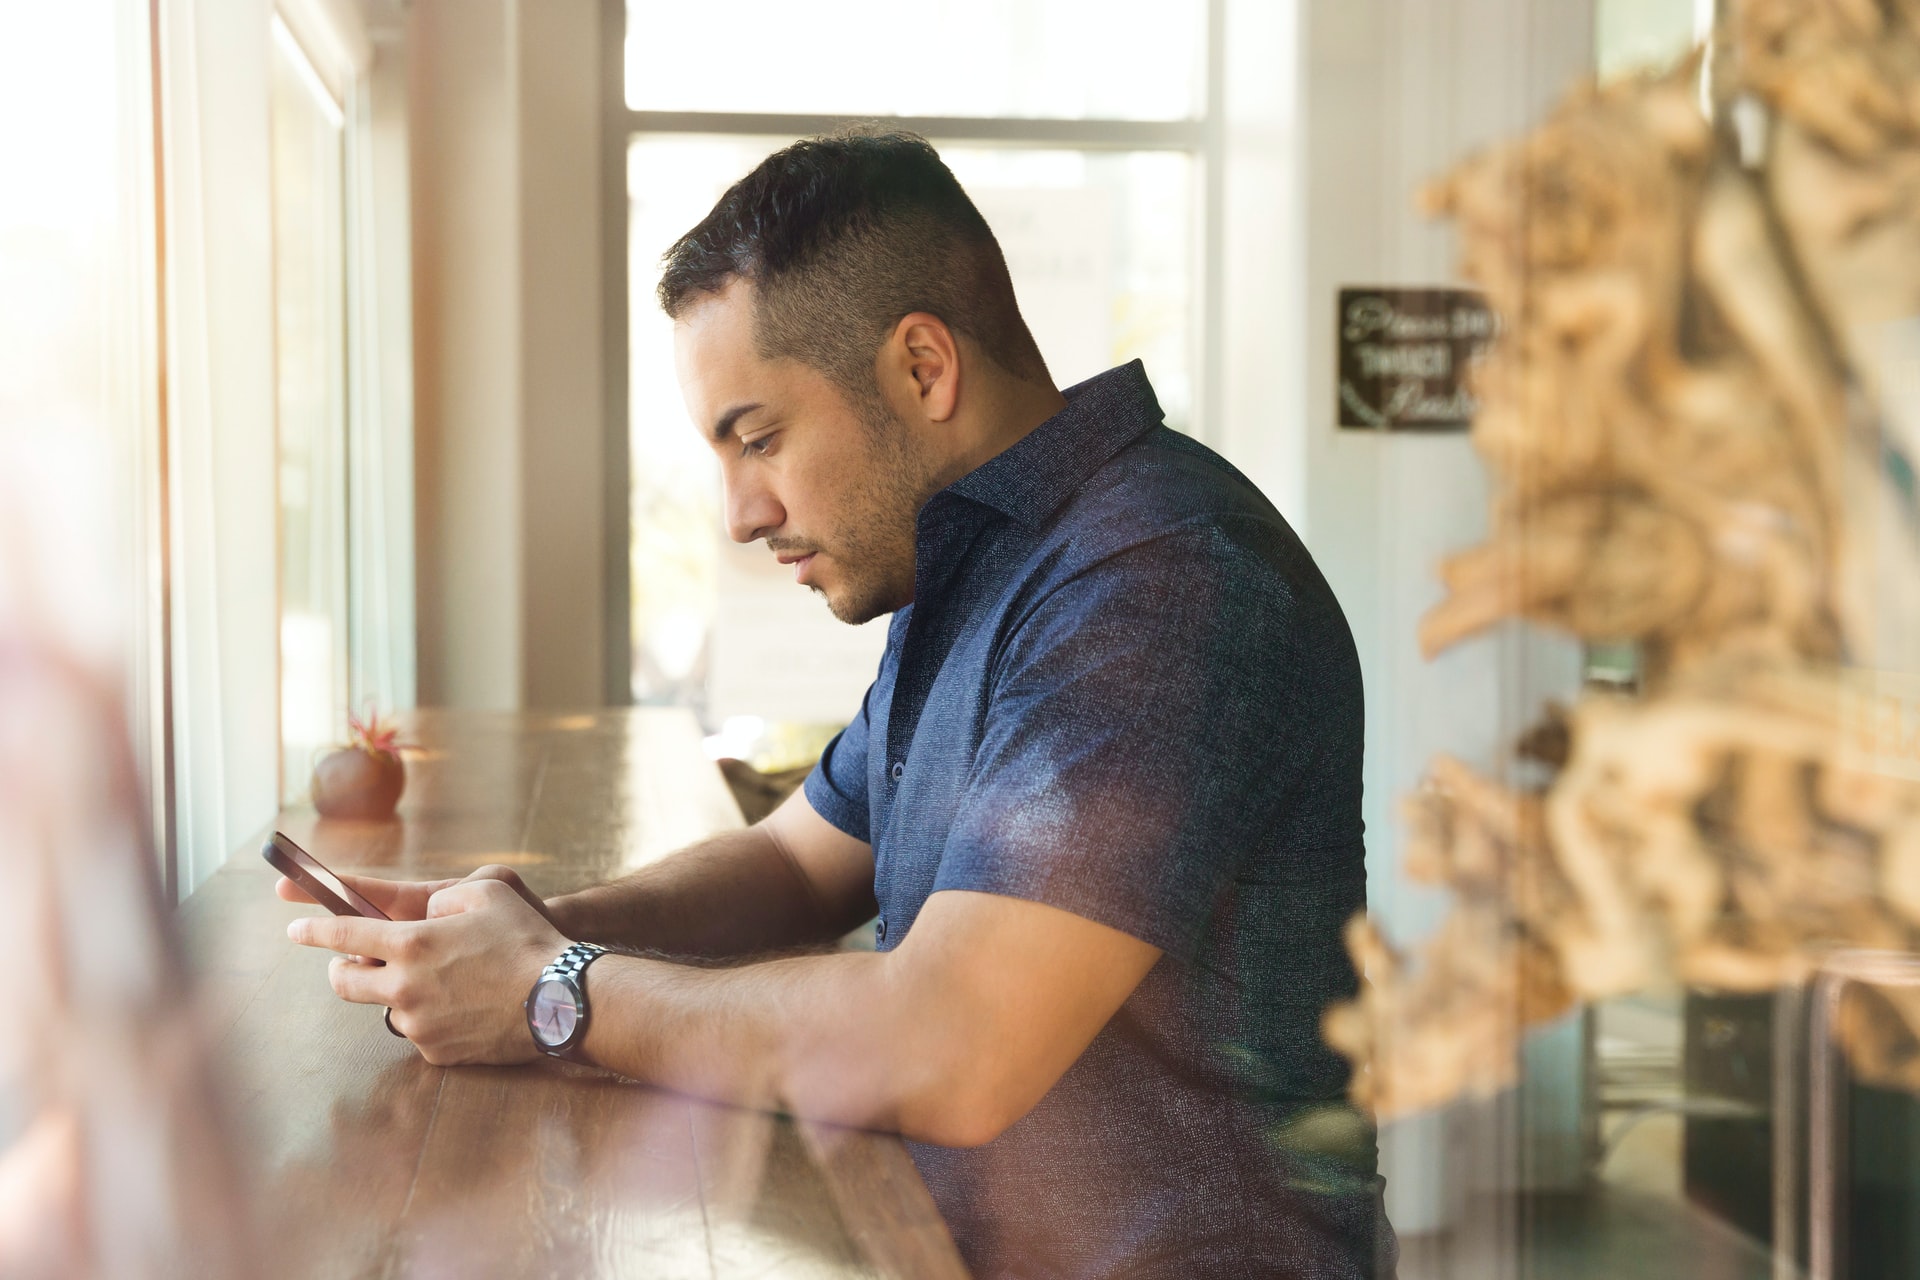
left=156, top=0, right=282, bottom=897
left=0, top=0, right=165, bottom=847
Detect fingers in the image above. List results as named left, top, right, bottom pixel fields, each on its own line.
left=275, top=875, right=316, bottom=905
left=288, top=913, right=407, bottom=961
left=327, top=954, right=402, bottom=1007
left=272, top=871, right=463, bottom=919
left=426, top=876, right=522, bottom=920
left=345, top=872, right=463, bottom=918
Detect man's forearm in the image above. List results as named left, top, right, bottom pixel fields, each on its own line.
left=545, top=825, right=872, bottom=960
left=575, top=948, right=988, bottom=1147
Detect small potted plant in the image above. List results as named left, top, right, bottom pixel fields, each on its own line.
left=311, top=707, right=409, bottom=820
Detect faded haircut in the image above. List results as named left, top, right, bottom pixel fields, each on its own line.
left=657, top=129, right=1050, bottom=411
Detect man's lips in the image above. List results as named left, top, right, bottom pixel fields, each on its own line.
left=774, top=550, right=818, bottom=584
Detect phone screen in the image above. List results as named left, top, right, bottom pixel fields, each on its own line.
left=262, top=833, right=390, bottom=920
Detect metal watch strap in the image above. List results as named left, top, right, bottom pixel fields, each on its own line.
left=541, top=941, right=608, bottom=984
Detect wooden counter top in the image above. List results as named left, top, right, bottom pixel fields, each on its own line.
left=179, top=708, right=967, bottom=1279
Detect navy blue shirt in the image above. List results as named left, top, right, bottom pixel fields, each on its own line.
left=805, top=362, right=1394, bottom=1279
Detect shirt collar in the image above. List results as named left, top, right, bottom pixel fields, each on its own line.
left=940, top=360, right=1166, bottom=530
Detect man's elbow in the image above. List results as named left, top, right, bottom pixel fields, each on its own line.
left=911, top=1105, right=1009, bottom=1150
left=897, top=1073, right=1030, bottom=1149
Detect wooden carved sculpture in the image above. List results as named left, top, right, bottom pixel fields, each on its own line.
left=1324, top=0, right=1920, bottom=1118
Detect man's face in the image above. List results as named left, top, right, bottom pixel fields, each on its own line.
left=673, top=283, right=928, bottom=624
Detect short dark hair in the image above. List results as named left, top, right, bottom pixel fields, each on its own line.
left=657, top=130, right=1049, bottom=405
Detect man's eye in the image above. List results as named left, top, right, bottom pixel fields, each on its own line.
left=740, top=435, right=773, bottom=458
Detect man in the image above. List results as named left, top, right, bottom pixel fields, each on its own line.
left=283, top=131, right=1395, bottom=1278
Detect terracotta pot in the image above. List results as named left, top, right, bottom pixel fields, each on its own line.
left=311, top=746, right=406, bottom=819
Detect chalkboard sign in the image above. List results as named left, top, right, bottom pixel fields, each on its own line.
left=1336, top=287, right=1497, bottom=431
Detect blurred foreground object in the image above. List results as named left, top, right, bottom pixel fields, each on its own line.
left=1325, top=0, right=1920, bottom=1118
left=0, top=430, right=256, bottom=1276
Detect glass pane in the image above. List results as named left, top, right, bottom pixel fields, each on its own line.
left=626, top=135, right=1196, bottom=713
left=625, top=0, right=1206, bottom=121
left=943, top=147, right=1195, bottom=429
left=271, top=36, right=349, bottom=803
left=1595, top=0, right=1702, bottom=79
left=626, top=138, right=741, bottom=710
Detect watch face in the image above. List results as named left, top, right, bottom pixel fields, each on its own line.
left=529, top=977, right=579, bottom=1047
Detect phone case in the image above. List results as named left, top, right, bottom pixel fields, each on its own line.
left=262, top=833, right=391, bottom=920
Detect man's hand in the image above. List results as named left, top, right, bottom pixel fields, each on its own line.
left=274, top=862, right=555, bottom=925
left=285, top=872, right=569, bottom=1066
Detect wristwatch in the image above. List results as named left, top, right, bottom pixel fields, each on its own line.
left=524, top=942, right=608, bottom=1059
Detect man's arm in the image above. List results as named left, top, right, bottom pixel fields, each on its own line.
left=289, top=881, right=1161, bottom=1148
left=546, top=787, right=878, bottom=958
left=275, top=787, right=877, bottom=961
left=573, top=888, right=1162, bottom=1147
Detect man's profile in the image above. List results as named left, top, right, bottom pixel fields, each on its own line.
left=283, top=130, right=1395, bottom=1278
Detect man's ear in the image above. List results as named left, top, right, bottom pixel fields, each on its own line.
left=886, top=312, right=961, bottom=424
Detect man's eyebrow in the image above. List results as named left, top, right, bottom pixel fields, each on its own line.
left=710, top=402, right=763, bottom=443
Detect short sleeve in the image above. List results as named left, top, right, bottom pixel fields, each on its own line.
left=804, top=680, right=875, bottom=842
left=932, top=527, right=1305, bottom=960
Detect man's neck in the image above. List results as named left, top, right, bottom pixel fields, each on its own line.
left=927, top=376, right=1069, bottom=493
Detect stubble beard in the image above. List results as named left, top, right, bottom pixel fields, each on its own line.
left=813, top=407, right=928, bottom=626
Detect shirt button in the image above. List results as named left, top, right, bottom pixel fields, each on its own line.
left=875, top=917, right=888, bottom=944
left=890, top=761, right=905, bottom=781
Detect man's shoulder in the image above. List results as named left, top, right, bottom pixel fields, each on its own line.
left=1034, top=425, right=1317, bottom=595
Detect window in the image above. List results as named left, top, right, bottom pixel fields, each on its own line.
left=618, top=1, right=1220, bottom=730
left=268, top=10, right=414, bottom=805
left=624, top=0, right=1205, bottom=121
left=1595, top=0, right=1714, bottom=80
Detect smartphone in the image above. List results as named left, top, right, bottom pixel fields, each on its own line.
left=261, top=831, right=390, bottom=920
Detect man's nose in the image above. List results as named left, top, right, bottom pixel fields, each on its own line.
left=722, top=470, right=783, bottom=544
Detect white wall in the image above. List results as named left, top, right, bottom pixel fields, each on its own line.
left=409, top=0, right=607, bottom=711
left=516, top=0, right=608, bottom=710
left=1301, top=0, right=1594, bottom=940
left=1220, top=0, right=1309, bottom=523
left=409, top=0, right=522, bottom=709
